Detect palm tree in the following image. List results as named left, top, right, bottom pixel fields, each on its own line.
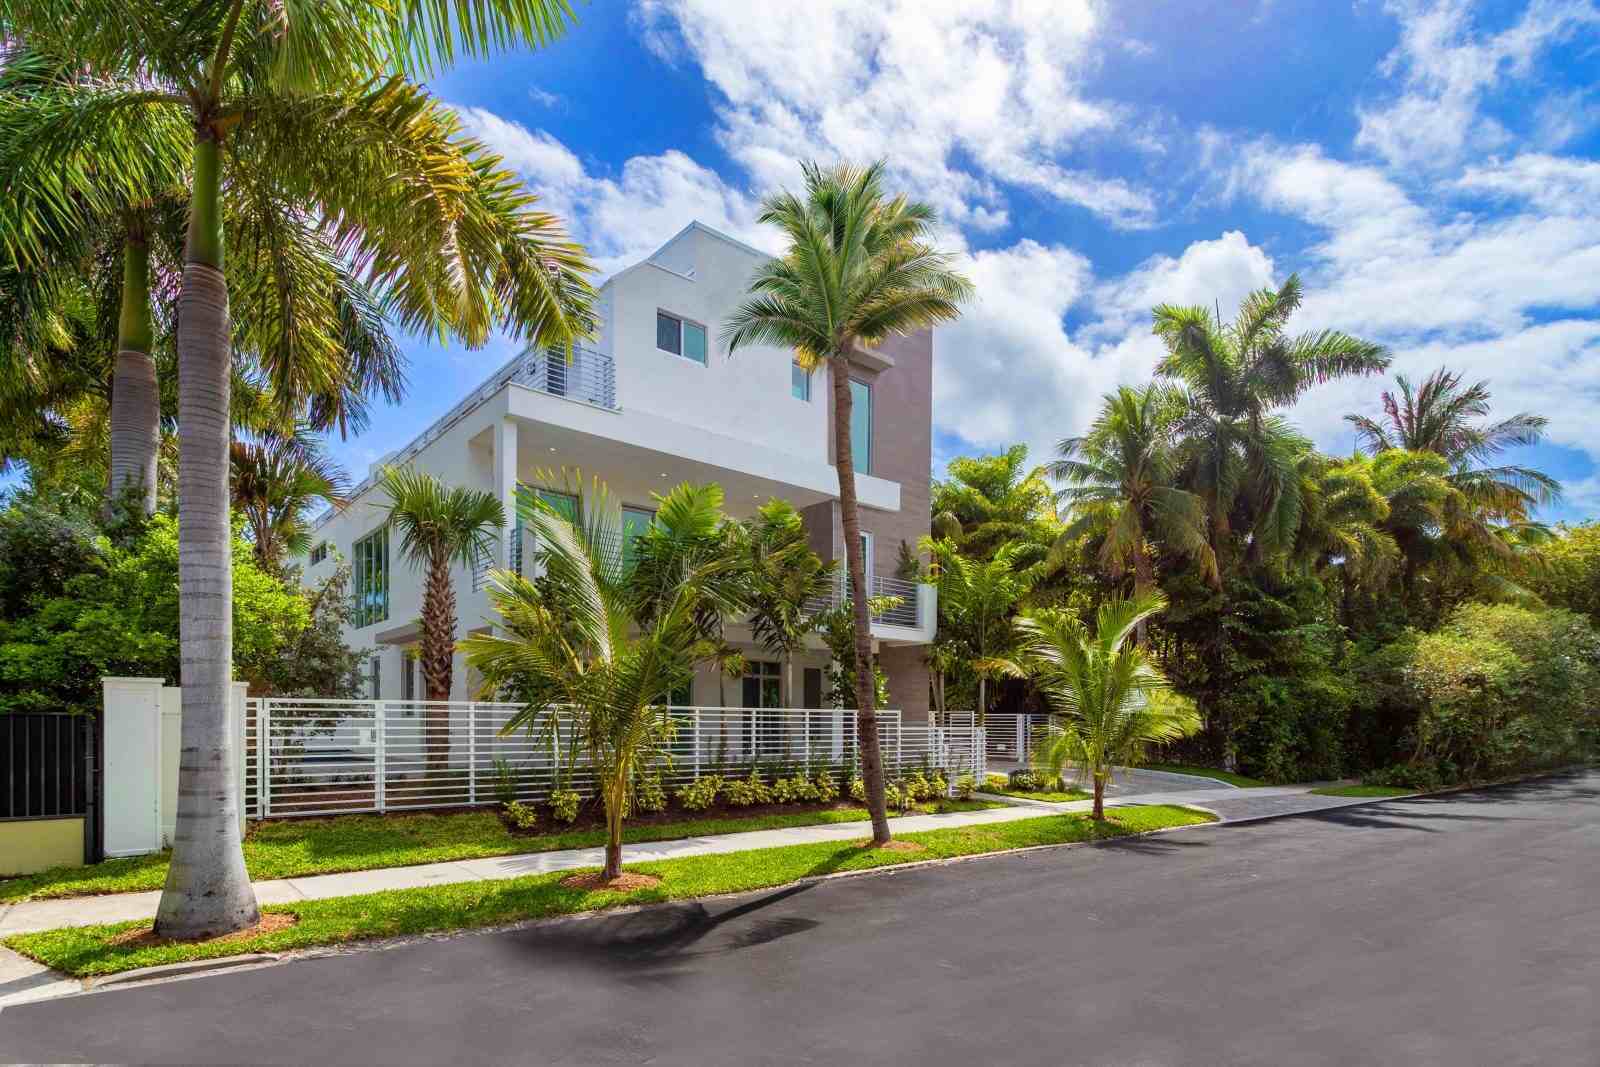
left=0, top=1, right=592, bottom=939
left=1050, top=384, right=1216, bottom=637
left=922, top=539, right=1041, bottom=724
left=1011, top=593, right=1201, bottom=819
left=724, top=160, right=973, bottom=845
left=230, top=432, right=349, bottom=570
left=931, top=444, right=1059, bottom=566
left=1154, top=276, right=1390, bottom=572
left=744, top=498, right=837, bottom=707
left=463, top=479, right=736, bottom=883
left=378, top=466, right=504, bottom=766
left=1345, top=367, right=1561, bottom=520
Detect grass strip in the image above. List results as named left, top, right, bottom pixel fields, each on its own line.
left=0, top=801, right=1002, bottom=904
left=1309, top=785, right=1414, bottom=798
left=984, top=786, right=1092, bottom=803
left=6, top=805, right=1213, bottom=977
left=1143, top=764, right=1273, bottom=788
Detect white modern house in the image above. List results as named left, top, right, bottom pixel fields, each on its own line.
left=297, top=221, right=939, bottom=721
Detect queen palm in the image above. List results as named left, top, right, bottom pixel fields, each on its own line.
left=230, top=431, right=349, bottom=570
left=1050, top=384, right=1215, bottom=635
left=922, top=538, right=1041, bottom=724
left=1011, top=594, right=1201, bottom=820
left=724, top=160, right=972, bottom=845
left=744, top=498, right=837, bottom=709
left=1345, top=367, right=1561, bottom=521
left=0, top=1, right=591, bottom=939
left=378, top=467, right=505, bottom=766
left=1154, top=276, right=1390, bottom=571
left=463, top=479, right=737, bottom=883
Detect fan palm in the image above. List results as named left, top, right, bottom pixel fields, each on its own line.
left=1345, top=367, right=1561, bottom=521
left=1153, top=276, right=1390, bottom=572
left=724, top=160, right=973, bottom=845
left=0, top=0, right=592, bottom=939
left=230, top=432, right=349, bottom=570
left=378, top=466, right=505, bottom=767
left=1050, top=384, right=1216, bottom=634
left=463, top=478, right=737, bottom=882
left=931, top=444, right=1058, bottom=565
left=1010, top=593, right=1201, bottom=819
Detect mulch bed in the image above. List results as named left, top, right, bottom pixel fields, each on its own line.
left=107, top=912, right=298, bottom=949
left=559, top=872, right=662, bottom=891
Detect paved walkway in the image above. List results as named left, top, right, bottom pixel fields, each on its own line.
left=0, top=782, right=1385, bottom=941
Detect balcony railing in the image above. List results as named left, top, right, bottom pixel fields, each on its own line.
left=514, top=344, right=618, bottom=410
left=808, top=573, right=925, bottom=629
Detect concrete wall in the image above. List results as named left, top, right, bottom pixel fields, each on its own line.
left=0, top=818, right=83, bottom=876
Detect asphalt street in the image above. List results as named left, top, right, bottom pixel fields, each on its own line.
left=3, top=770, right=1595, bottom=1065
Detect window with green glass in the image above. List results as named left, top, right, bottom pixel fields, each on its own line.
left=850, top=378, right=872, bottom=474
left=656, top=311, right=707, bottom=365
left=352, top=528, right=388, bottom=627
left=622, top=505, right=655, bottom=570
left=791, top=361, right=811, bottom=401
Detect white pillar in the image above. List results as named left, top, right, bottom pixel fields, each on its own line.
left=101, top=677, right=164, bottom=857
left=494, top=416, right=519, bottom=572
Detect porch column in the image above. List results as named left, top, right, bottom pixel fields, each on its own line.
left=494, top=417, right=519, bottom=571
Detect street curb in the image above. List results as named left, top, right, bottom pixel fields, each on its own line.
left=87, top=953, right=281, bottom=990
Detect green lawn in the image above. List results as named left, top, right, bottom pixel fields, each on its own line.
left=6, top=805, right=1214, bottom=977
left=1144, top=764, right=1273, bottom=788
left=984, top=786, right=1092, bottom=803
left=1309, top=784, right=1415, bottom=798
left=0, top=800, right=1001, bottom=904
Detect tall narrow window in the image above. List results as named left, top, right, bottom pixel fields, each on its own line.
left=369, top=656, right=381, bottom=700
left=352, top=528, right=389, bottom=628
left=850, top=379, right=872, bottom=474
left=621, top=505, right=654, bottom=571
left=791, top=361, right=811, bottom=401
left=742, top=660, right=781, bottom=709
left=656, top=311, right=707, bottom=365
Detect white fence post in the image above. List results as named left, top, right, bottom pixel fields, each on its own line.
left=691, top=708, right=701, bottom=779
left=374, top=701, right=387, bottom=813
left=258, top=698, right=271, bottom=819
left=468, top=702, right=478, bottom=805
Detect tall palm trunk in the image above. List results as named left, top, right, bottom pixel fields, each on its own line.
left=602, top=770, right=626, bottom=880
left=421, top=548, right=456, bottom=770
left=832, top=359, right=890, bottom=845
left=107, top=229, right=159, bottom=517
left=156, top=132, right=260, bottom=940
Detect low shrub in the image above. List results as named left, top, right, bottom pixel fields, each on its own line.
left=721, top=772, right=772, bottom=807
left=883, top=782, right=903, bottom=810
left=676, top=775, right=723, bottom=812
left=901, top=771, right=932, bottom=802
left=632, top=771, right=667, bottom=815
left=548, top=789, right=581, bottom=825
left=848, top=776, right=866, bottom=803
left=772, top=774, right=820, bottom=804
left=1007, top=769, right=1042, bottom=792
left=1362, top=764, right=1443, bottom=792
left=503, top=800, right=538, bottom=830
left=985, top=773, right=1007, bottom=792
left=953, top=773, right=977, bottom=800
left=930, top=773, right=949, bottom=798
left=813, top=769, right=839, bottom=803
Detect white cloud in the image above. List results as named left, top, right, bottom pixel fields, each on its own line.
left=635, top=0, right=1157, bottom=229
left=1355, top=0, right=1600, bottom=170
left=1457, top=153, right=1600, bottom=215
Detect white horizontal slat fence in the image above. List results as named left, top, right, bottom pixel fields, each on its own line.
left=245, top=699, right=984, bottom=820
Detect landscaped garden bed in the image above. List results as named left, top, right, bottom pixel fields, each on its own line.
left=980, top=772, right=1091, bottom=803
left=5, top=805, right=1216, bottom=977
left=0, top=795, right=1002, bottom=905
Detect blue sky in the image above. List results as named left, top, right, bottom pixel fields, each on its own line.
left=331, top=0, right=1600, bottom=520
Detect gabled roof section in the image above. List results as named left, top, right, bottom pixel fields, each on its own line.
left=649, top=220, right=775, bottom=269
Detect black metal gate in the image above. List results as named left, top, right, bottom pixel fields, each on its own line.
left=1, top=713, right=101, bottom=863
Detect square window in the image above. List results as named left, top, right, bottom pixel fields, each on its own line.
left=656, top=311, right=681, bottom=355
left=309, top=541, right=328, bottom=565
left=791, top=362, right=811, bottom=401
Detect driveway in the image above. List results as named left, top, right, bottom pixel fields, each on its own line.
left=986, top=761, right=1240, bottom=795
left=3, top=771, right=1595, bottom=1065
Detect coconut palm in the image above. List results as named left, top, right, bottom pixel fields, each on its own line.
left=1011, top=593, right=1200, bottom=819
left=1050, top=384, right=1216, bottom=633
left=1345, top=367, right=1561, bottom=521
left=378, top=466, right=504, bottom=767
left=463, top=479, right=738, bottom=882
left=0, top=1, right=592, bottom=939
left=230, top=432, right=349, bottom=570
left=931, top=444, right=1058, bottom=566
left=724, top=160, right=973, bottom=845
left=1154, top=276, right=1390, bottom=572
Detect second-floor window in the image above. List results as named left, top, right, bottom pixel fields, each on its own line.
left=309, top=541, right=328, bottom=565
left=656, top=311, right=707, bottom=365
left=622, top=505, right=655, bottom=570
left=352, top=528, right=389, bottom=628
left=850, top=379, right=873, bottom=475
left=791, top=361, right=811, bottom=401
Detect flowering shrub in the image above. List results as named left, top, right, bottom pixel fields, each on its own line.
left=504, top=800, right=538, bottom=829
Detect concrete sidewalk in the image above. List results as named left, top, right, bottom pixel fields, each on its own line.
left=0, top=784, right=1370, bottom=938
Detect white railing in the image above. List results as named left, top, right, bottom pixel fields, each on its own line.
left=981, top=713, right=1053, bottom=764
left=807, top=573, right=926, bottom=629
left=244, top=699, right=983, bottom=819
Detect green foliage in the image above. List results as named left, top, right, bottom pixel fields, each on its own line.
left=814, top=601, right=891, bottom=708
left=813, top=769, right=840, bottom=803
left=720, top=771, right=773, bottom=808
left=676, top=775, right=723, bottom=812
left=771, top=774, right=820, bottom=804
left=548, top=789, right=581, bottom=825
left=1362, top=764, right=1443, bottom=792
left=953, top=773, right=976, bottom=800
left=631, top=770, right=668, bottom=815
left=254, top=559, right=370, bottom=698
left=848, top=775, right=866, bottom=802
left=492, top=759, right=520, bottom=807
left=0, top=508, right=306, bottom=714
left=1528, top=522, right=1600, bottom=625
left=503, top=801, right=539, bottom=830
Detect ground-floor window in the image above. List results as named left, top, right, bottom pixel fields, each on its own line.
left=741, top=660, right=781, bottom=708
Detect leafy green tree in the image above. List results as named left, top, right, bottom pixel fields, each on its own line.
left=230, top=433, right=348, bottom=571
left=255, top=558, right=370, bottom=699
left=378, top=466, right=504, bottom=771
left=1528, top=523, right=1600, bottom=625
left=0, top=0, right=593, bottom=939
left=1010, top=593, right=1200, bottom=819
left=932, top=445, right=1058, bottom=565
left=725, top=160, right=972, bottom=846
left=1051, top=384, right=1215, bottom=638
left=923, top=538, right=1040, bottom=723
left=743, top=498, right=837, bottom=707
left=463, top=479, right=738, bottom=883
